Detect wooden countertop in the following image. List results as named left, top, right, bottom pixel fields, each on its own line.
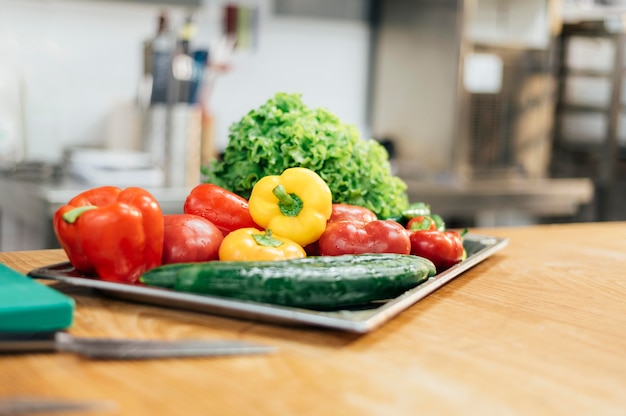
left=1, top=222, right=625, bottom=415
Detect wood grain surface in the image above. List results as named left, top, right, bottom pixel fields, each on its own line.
left=1, top=222, right=626, bottom=415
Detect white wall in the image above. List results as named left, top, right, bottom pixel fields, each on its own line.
left=210, top=16, right=371, bottom=151
left=371, top=1, right=462, bottom=175
left=0, top=0, right=370, bottom=162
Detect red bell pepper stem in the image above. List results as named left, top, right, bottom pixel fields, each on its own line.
left=62, top=206, right=98, bottom=224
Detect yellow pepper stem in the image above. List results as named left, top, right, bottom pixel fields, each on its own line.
left=252, top=229, right=284, bottom=247
left=272, top=184, right=303, bottom=217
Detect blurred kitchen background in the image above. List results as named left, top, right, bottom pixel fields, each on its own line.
left=1, top=0, right=625, bottom=250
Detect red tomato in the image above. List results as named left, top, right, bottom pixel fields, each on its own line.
left=162, top=214, right=224, bottom=264
left=183, top=183, right=260, bottom=236
left=328, top=204, right=378, bottom=224
left=307, top=204, right=378, bottom=256
left=409, top=230, right=464, bottom=273
left=318, top=220, right=411, bottom=256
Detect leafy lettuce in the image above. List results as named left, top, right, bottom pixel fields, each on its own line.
left=204, top=92, right=409, bottom=219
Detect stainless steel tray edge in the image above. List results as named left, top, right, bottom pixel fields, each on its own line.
left=357, top=234, right=508, bottom=332
left=28, top=234, right=508, bottom=333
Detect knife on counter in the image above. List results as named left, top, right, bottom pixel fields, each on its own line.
left=0, top=396, right=116, bottom=415
left=0, top=263, right=275, bottom=359
left=0, top=331, right=276, bottom=359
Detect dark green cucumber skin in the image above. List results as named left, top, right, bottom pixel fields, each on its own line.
left=140, top=254, right=436, bottom=310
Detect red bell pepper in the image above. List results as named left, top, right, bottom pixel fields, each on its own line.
left=53, top=186, right=164, bottom=284
left=183, top=183, right=260, bottom=236
left=318, top=219, right=411, bottom=256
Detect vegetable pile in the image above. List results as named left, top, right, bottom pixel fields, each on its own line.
left=204, top=92, right=409, bottom=220
left=52, top=175, right=464, bottom=309
left=52, top=92, right=467, bottom=309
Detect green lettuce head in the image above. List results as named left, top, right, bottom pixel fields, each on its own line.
left=205, top=92, right=409, bottom=219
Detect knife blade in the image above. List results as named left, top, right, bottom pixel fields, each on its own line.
left=0, top=397, right=116, bottom=415
left=0, top=332, right=275, bottom=359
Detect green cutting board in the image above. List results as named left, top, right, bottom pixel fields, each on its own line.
left=0, top=263, right=74, bottom=332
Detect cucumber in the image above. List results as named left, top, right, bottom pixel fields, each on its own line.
left=140, top=254, right=436, bottom=310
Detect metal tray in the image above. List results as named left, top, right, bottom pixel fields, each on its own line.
left=28, top=234, right=507, bottom=333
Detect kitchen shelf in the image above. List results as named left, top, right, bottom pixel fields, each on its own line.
left=82, top=0, right=202, bottom=6
left=555, top=140, right=626, bottom=156
left=559, top=103, right=612, bottom=112
left=558, top=68, right=620, bottom=77
left=562, top=5, right=626, bottom=24
left=551, top=21, right=626, bottom=220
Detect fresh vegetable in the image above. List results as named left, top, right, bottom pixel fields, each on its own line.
left=406, top=215, right=437, bottom=232
left=162, top=214, right=224, bottom=264
left=403, top=205, right=463, bottom=272
left=304, top=203, right=378, bottom=256
left=429, top=214, right=446, bottom=232
left=53, top=186, right=164, bottom=283
left=218, top=228, right=306, bottom=261
left=204, top=92, right=409, bottom=219
left=401, top=202, right=431, bottom=220
left=248, top=167, right=332, bottom=246
left=140, top=254, right=436, bottom=309
left=184, top=183, right=259, bottom=236
left=318, top=220, right=411, bottom=256
left=396, top=202, right=445, bottom=231
left=408, top=229, right=464, bottom=273
left=328, top=203, right=377, bottom=224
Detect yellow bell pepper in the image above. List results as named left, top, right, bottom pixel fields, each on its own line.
left=248, top=167, right=332, bottom=246
left=218, top=228, right=306, bottom=261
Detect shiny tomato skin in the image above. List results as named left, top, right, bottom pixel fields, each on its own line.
left=328, top=204, right=378, bottom=224
left=162, top=214, right=224, bottom=264
left=308, top=204, right=378, bottom=256
left=184, top=183, right=260, bottom=236
left=409, top=230, right=464, bottom=273
left=318, top=219, right=411, bottom=256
